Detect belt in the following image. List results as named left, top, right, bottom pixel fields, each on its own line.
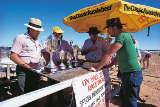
left=28, top=63, right=39, bottom=67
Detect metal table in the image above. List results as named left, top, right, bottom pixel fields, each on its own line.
left=33, top=67, right=90, bottom=82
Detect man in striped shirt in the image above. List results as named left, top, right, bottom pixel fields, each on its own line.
left=10, top=18, right=44, bottom=94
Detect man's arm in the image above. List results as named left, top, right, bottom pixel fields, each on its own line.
left=81, top=39, right=97, bottom=55
left=81, top=44, right=97, bottom=55
left=94, top=42, right=122, bottom=70
left=10, top=52, right=32, bottom=70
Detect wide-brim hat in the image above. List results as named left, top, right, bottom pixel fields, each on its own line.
left=104, top=17, right=125, bottom=28
left=24, top=18, right=44, bottom=32
left=52, top=26, right=64, bottom=33
left=87, top=27, right=100, bottom=34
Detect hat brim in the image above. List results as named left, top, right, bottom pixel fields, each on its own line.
left=54, top=30, right=64, bottom=34
left=86, top=31, right=100, bottom=34
left=104, top=24, right=125, bottom=29
left=24, top=24, right=44, bottom=32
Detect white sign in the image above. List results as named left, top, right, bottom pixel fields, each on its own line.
left=72, top=70, right=107, bottom=107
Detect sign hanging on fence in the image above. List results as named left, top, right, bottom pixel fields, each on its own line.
left=72, top=71, right=107, bottom=107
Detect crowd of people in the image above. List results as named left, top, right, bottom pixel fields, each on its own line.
left=10, top=17, right=151, bottom=107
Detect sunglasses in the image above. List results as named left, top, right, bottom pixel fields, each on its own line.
left=53, top=33, right=62, bottom=35
left=57, top=33, right=62, bottom=35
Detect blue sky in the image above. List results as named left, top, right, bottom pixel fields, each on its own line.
left=0, top=0, right=160, bottom=50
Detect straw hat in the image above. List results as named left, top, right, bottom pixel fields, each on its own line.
left=24, top=18, right=44, bottom=32
left=52, top=26, right=64, bottom=33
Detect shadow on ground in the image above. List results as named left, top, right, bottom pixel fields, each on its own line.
left=110, top=96, right=158, bottom=107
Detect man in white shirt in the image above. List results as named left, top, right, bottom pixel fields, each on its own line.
left=10, top=18, right=44, bottom=94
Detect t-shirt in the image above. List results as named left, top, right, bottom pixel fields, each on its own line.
left=115, top=33, right=141, bottom=73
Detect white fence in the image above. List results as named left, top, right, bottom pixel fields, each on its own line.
left=0, top=78, right=73, bottom=107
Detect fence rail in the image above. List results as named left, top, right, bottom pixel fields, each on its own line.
left=0, top=78, right=73, bottom=107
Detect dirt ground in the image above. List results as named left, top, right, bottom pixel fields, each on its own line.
left=109, top=52, right=160, bottom=107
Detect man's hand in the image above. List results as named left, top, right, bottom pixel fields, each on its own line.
left=89, top=67, right=97, bottom=72
left=10, top=52, right=32, bottom=70
left=81, top=44, right=97, bottom=55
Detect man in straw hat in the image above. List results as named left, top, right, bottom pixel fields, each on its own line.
left=10, top=18, right=44, bottom=95
left=91, top=18, right=143, bottom=107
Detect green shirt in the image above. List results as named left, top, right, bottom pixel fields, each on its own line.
left=115, top=32, right=141, bottom=73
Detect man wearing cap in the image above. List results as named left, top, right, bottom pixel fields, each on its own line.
left=43, top=26, right=72, bottom=66
left=41, top=26, right=73, bottom=106
left=91, top=18, right=143, bottom=107
left=10, top=18, right=44, bottom=94
left=81, top=27, right=108, bottom=62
